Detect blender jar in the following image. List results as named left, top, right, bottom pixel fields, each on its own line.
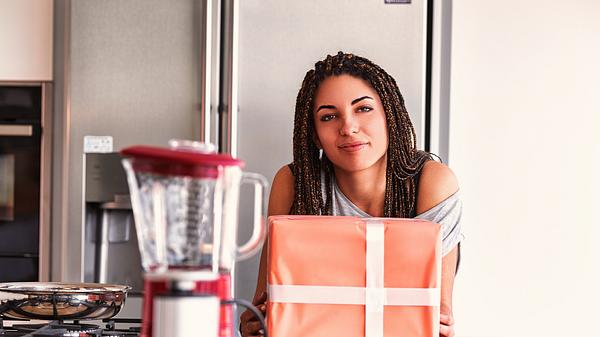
left=121, top=140, right=267, bottom=276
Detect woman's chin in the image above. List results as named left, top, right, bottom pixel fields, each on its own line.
left=330, top=159, right=382, bottom=174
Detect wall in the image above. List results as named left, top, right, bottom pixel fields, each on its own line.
left=450, top=1, right=600, bottom=336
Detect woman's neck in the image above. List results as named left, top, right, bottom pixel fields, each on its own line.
left=332, top=158, right=387, bottom=217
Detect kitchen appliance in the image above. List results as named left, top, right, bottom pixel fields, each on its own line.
left=0, top=83, right=52, bottom=282
left=52, top=0, right=452, bottom=311
left=82, top=153, right=144, bottom=293
left=0, top=317, right=142, bottom=336
left=215, top=0, right=453, bottom=302
left=0, top=282, right=130, bottom=320
left=121, top=140, right=267, bottom=337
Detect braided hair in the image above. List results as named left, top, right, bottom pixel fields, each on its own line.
left=290, top=51, right=432, bottom=217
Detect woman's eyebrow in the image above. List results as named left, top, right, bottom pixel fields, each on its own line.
left=351, top=96, right=373, bottom=105
left=316, top=96, right=373, bottom=112
left=316, top=104, right=336, bottom=112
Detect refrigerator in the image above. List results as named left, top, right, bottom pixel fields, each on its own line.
left=52, top=0, right=452, bottom=311
left=222, top=0, right=453, bottom=302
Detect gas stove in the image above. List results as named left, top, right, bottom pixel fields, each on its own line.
left=0, top=317, right=141, bottom=337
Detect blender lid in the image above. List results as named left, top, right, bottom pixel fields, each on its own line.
left=121, top=145, right=244, bottom=177
left=121, top=145, right=243, bottom=167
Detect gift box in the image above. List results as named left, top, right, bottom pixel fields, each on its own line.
left=267, top=215, right=441, bottom=337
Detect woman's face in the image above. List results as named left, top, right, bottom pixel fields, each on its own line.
left=313, top=74, right=388, bottom=173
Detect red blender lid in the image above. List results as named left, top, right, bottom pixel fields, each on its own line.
left=121, top=145, right=244, bottom=178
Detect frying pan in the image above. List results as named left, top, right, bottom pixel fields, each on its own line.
left=0, top=282, right=130, bottom=320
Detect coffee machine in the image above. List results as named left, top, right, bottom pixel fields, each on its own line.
left=121, top=140, right=267, bottom=337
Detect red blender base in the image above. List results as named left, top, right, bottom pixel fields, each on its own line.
left=218, top=273, right=233, bottom=337
left=141, top=279, right=166, bottom=337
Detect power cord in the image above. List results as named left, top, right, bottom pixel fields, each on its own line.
left=221, top=298, right=268, bottom=337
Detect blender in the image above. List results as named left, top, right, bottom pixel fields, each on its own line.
left=121, top=140, right=267, bottom=337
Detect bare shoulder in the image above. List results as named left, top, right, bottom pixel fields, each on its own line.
left=416, top=160, right=459, bottom=214
left=268, top=165, right=296, bottom=216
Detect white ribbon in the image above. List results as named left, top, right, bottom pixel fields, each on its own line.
left=269, top=219, right=440, bottom=336
left=365, top=219, right=385, bottom=337
left=268, top=285, right=440, bottom=306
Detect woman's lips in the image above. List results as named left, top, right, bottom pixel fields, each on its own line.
left=338, top=141, right=369, bottom=152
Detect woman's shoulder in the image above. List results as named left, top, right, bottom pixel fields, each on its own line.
left=416, top=160, right=459, bottom=214
left=268, top=164, right=296, bottom=216
left=273, top=164, right=295, bottom=185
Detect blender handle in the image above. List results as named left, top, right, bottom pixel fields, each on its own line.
left=237, top=172, right=269, bottom=260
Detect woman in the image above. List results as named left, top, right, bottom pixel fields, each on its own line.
left=240, top=52, right=463, bottom=337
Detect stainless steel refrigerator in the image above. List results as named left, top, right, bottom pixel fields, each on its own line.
left=212, top=0, right=454, bottom=301
left=52, top=0, right=452, bottom=311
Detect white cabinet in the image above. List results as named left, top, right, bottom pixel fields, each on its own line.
left=0, top=0, right=53, bottom=81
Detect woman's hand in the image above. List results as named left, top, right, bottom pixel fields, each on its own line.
left=440, top=311, right=455, bottom=337
left=240, top=292, right=267, bottom=337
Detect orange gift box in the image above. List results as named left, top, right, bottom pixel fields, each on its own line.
left=267, top=215, right=441, bottom=337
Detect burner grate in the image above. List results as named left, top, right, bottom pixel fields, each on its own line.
left=0, top=318, right=141, bottom=337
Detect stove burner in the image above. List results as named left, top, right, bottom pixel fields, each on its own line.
left=12, top=322, right=101, bottom=334
left=0, top=318, right=141, bottom=337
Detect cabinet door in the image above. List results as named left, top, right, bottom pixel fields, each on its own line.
left=0, top=0, right=53, bottom=81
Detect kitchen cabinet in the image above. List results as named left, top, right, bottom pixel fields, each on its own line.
left=0, top=0, right=53, bottom=81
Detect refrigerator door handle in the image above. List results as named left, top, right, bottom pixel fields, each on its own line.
left=199, top=0, right=213, bottom=144
left=218, top=0, right=239, bottom=157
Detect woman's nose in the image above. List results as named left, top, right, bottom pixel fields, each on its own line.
left=339, top=115, right=359, bottom=136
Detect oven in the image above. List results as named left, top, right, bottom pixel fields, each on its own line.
left=0, top=83, right=52, bottom=282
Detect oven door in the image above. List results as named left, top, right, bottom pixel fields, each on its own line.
left=0, top=85, right=44, bottom=281
left=0, top=122, right=41, bottom=281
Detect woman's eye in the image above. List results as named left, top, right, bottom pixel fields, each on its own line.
left=357, top=106, right=373, bottom=113
left=320, top=114, right=335, bottom=122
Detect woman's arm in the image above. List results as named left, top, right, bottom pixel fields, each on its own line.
left=417, top=160, right=459, bottom=337
left=240, top=165, right=295, bottom=337
left=440, top=245, right=459, bottom=336
left=252, top=165, right=295, bottom=301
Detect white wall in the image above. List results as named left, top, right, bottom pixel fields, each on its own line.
left=450, top=1, right=600, bottom=336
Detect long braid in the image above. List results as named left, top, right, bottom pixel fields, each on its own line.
left=291, top=52, right=432, bottom=217
left=290, top=70, right=324, bottom=214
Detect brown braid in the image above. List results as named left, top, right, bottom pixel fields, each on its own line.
left=290, top=52, right=432, bottom=217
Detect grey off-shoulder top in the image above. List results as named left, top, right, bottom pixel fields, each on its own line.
left=324, top=171, right=464, bottom=257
